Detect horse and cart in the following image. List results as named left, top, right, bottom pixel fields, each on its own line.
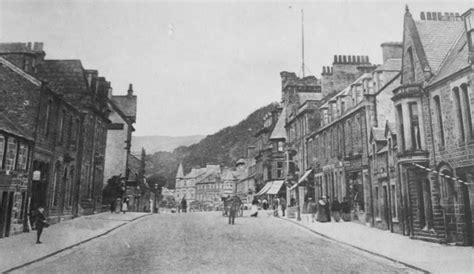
left=222, top=195, right=243, bottom=217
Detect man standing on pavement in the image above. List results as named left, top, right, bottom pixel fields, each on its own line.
left=280, top=195, right=286, bottom=217
left=35, top=206, right=48, bottom=244
left=181, top=197, right=187, bottom=213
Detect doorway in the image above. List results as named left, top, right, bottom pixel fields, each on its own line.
left=0, top=191, right=14, bottom=238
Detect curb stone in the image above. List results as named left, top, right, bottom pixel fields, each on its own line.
left=3, top=213, right=152, bottom=273
left=277, top=217, right=429, bottom=274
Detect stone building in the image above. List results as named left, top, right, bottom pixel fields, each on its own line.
left=306, top=46, right=400, bottom=226
left=0, top=115, right=33, bottom=238
left=103, top=84, right=137, bottom=190
left=0, top=42, right=111, bottom=216
left=0, top=54, right=83, bottom=228
left=254, top=105, right=285, bottom=191
left=392, top=7, right=474, bottom=245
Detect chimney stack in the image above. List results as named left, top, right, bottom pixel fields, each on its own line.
left=462, top=8, right=474, bottom=63
left=127, top=83, right=134, bottom=97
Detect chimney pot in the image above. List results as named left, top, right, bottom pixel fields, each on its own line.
left=438, top=12, right=442, bottom=20
left=427, top=12, right=432, bottom=20
left=127, top=83, right=134, bottom=97
left=343, top=55, right=347, bottom=63
left=420, top=12, right=426, bottom=20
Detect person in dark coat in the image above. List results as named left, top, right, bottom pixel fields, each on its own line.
left=331, top=198, right=341, bottom=222
left=35, top=206, right=48, bottom=244
left=280, top=196, right=287, bottom=217
left=181, top=197, right=187, bottom=213
left=341, top=197, right=351, bottom=221
left=316, top=196, right=330, bottom=222
left=110, top=200, right=115, bottom=213
left=308, top=197, right=317, bottom=222
left=250, top=197, right=259, bottom=217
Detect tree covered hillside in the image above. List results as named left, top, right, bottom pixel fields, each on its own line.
left=146, top=103, right=278, bottom=188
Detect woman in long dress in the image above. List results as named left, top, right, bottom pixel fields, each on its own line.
left=250, top=197, right=259, bottom=217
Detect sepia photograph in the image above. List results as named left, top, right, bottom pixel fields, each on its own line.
left=0, top=0, right=473, bottom=273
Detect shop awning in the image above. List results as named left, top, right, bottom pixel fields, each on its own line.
left=255, top=182, right=272, bottom=196
left=266, top=180, right=284, bottom=195
left=289, top=169, right=313, bottom=191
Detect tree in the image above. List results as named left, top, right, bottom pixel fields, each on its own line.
left=102, top=175, right=124, bottom=206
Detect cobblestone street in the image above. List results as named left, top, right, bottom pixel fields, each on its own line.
left=19, top=212, right=415, bottom=273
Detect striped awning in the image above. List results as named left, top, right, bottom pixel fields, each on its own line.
left=255, top=182, right=272, bottom=196
left=411, top=163, right=473, bottom=185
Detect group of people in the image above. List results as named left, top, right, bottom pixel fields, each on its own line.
left=110, top=197, right=130, bottom=214
left=308, top=196, right=351, bottom=223
left=248, top=195, right=287, bottom=217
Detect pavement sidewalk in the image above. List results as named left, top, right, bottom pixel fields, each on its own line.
left=0, top=212, right=151, bottom=273
left=281, top=213, right=474, bottom=274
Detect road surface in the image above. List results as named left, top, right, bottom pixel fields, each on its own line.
left=20, top=211, right=416, bottom=273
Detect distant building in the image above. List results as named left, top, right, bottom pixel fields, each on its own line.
left=103, top=84, right=137, bottom=190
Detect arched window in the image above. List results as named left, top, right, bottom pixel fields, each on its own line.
left=433, top=96, right=445, bottom=146
left=461, top=84, right=473, bottom=140
left=407, top=47, right=416, bottom=82
left=453, top=87, right=465, bottom=140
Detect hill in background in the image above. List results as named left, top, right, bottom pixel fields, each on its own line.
left=132, top=135, right=205, bottom=154
left=146, top=102, right=278, bottom=189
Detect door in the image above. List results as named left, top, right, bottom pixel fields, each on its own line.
left=383, top=185, right=391, bottom=230
left=0, top=191, right=7, bottom=238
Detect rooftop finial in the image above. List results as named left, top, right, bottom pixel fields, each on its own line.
left=405, top=4, right=410, bottom=13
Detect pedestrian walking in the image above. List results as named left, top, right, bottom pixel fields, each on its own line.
left=35, top=206, right=48, bottom=244
left=181, top=197, right=187, bottom=213
left=280, top=196, right=287, bottom=217
left=273, top=197, right=280, bottom=217
left=331, top=198, right=341, bottom=222
left=308, top=198, right=317, bottom=222
left=121, top=199, right=128, bottom=214
left=115, top=197, right=122, bottom=213
left=316, top=196, right=330, bottom=222
left=227, top=196, right=241, bottom=225
left=341, top=197, right=351, bottom=222
left=110, top=200, right=115, bottom=213
left=250, top=196, right=259, bottom=217
left=262, top=199, right=268, bottom=210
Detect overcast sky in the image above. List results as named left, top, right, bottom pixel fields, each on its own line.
left=1, top=0, right=472, bottom=137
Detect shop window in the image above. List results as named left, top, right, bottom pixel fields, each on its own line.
left=5, top=137, right=18, bottom=170
left=433, top=96, right=445, bottom=146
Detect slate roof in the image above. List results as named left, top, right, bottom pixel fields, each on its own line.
left=414, top=20, right=464, bottom=73
left=270, top=107, right=286, bottom=140
left=375, top=58, right=402, bottom=72
left=36, top=60, right=91, bottom=104
left=112, top=95, right=137, bottom=120
left=0, top=115, right=33, bottom=140
left=371, top=128, right=386, bottom=142
left=429, top=31, right=470, bottom=85
left=297, top=92, right=322, bottom=103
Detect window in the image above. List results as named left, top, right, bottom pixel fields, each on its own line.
left=433, top=96, right=445, bottom=146
left=0, top=135, right=5, bottom=168
left=453, top=87, right=465, bottom=141
left=390, top=184, right=398, bottom=220
left=44, top=100, right=52, bottom=136
left=341, top=101, right=345, bottom=114
left=407, top=47, right=416, bottom=82
left=396, top=105, right=405, bottom=151
left=277, top=162, right=283, bottom=178
left=5, top=137, right=18, bottom=170
left=461, top=84, right=473, bottom=140
left=58, top=109, right=65, bottom=144
left=17, top=143, right=28, bottom=170
left=277, top=141, right=284, bottom=152
left=375, top=186, right=380, bottom=219
left=408, top=102, right=421, bottom=150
